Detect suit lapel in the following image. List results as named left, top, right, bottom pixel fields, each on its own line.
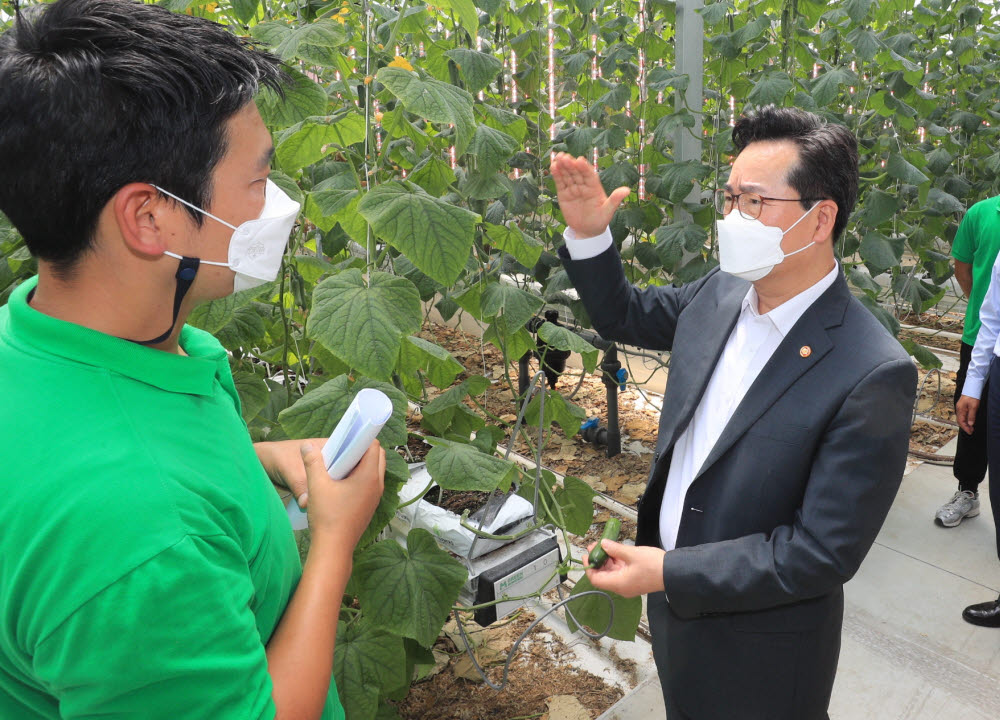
left=693, top=273, right=851, bottom=479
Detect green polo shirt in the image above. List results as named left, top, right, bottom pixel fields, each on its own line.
left=0, top=277, right=344, bottom=720
left=951, top=195, right=1000, bottom=346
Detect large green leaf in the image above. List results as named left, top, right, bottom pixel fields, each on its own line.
left=844, top=0, right=873, bottom=23
left=187, top=281, right=276, bottom=334
left=810, top=67, right=856, bottom=106
left=524, top=387, right=587, bottom=436
left=480, top=283, right=543, bottom=331
left=377, top=67, right=476, bottom=155
left=252, top=19, right=347, bottom=66
left=334, top=619, right=407, bottom=720
left=358, top=183, right=480, bottom=285
left=231, top=370, right=269, bottom=423
left=536, top=321, right=598, bottom=373
left=422, top=376, right=491, bottom=432
left=516, top=470, right=595, bottom=535
left=467, top=124, right=520, bottom=174
left=425, top=437, right=520, bottom=492
left=355, top=529, right=468, bottom=647
left=444, top=48, right=503, bottom=93
left=278, top=374, right=409, bottom=446
left=484, top=223, right=543, bottom=267
left=256, top=69, right=328, bottom=129
left=655, top=221, right=709, bottom=257
left=231, top=0, right=260, bottom=23
left=398, top=336, right=464, bottom=390
left=857, top=189, right=899, bottom=227
left=925, top=188, right=964, bottom=216
left=885, top=154, right=929, bottom=186
left=565, top=573, right=642, bottom=641
left=358, top=452, right=409, bottom=549
left=438, top=0, right=480, bottom=38
left=307, top=270, right=422, bottom=381
left=552, top=475, right=596, bottom=536
left=747, top=71, right=793, bottom=107
left=408, top=157, right=457, bottom=197
left=304, top=188, right=360, bottom=233
left=656, top=162, right=711, bottom=204
left=859, top=232, right=904, bottom=274
left=276, top=114, right=367, bottom=173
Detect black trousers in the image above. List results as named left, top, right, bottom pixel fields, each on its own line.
left=983, top=356, right=1000, bottom=560
left=954, top=342, right=990, bottom=492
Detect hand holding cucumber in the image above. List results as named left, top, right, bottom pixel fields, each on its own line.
left=587, top=518, right=621, bottom=569
left=584, top=518, right=668, bottom=598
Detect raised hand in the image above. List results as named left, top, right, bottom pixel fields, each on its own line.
left=550, top=151, right=630, bottom=239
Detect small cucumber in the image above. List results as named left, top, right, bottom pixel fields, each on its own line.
left=588, top=518, right=621, bottom=569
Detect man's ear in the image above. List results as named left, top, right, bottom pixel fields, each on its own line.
left=113, top=183, right=173, bottom=258
left=811, top=200, right=839, bottom=247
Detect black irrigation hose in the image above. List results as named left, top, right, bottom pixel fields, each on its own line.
left=451, top=589, right=615, bottom=692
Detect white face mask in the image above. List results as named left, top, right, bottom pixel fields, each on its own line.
left=717, top=201, right=819, bottom=282
left=155, top=178, right=300, bottom=292
left=129, top=179, right=300, bottom=345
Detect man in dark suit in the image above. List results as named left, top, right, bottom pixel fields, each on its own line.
left=552, top=106, right=916, bottom=719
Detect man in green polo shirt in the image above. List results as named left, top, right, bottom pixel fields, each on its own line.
left=0, top=1, right=385, bottom=718
left=936, top=196, right=1000, bottom=528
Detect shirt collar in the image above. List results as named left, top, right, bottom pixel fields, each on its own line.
left=6, top=276, right=228, bottom=396
left=740, top=264, right=840, bottom=337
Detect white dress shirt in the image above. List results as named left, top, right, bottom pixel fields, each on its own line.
left=562, top=226, right=838, bottom=550
left=961, top=250, right=1000, bottom=400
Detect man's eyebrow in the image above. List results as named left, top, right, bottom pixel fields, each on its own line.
left=258, top=145, right=275, bottom=171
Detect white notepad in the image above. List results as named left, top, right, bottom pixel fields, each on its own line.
left=286, top=388, right=394, bottom=530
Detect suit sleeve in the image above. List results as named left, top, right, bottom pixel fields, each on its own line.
left=32, top=534, right=278, bottom=720
left=559, top=243, right=717, bottom=351
left=659, top=356, right=917, bottom=617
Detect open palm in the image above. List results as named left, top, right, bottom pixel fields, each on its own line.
left=550, top=151, right=630, bottom=239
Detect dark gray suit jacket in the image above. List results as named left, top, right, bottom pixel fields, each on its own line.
left=561, top=245, right=917, bottom=719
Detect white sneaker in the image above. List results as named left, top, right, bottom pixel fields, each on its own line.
left=934, top=490, right=980, bottom=528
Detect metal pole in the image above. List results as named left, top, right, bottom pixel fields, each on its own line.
left=673, top=0, right=705, bottom=222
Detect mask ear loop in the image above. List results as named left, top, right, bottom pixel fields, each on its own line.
left=130, top=256, right=200, bottom=346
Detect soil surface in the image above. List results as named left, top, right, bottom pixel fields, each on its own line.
left=394, top=611, right=623, bottom=720
left=899, top=327, right=962, bottom=353
left=898, top=309, right=966, bottom=334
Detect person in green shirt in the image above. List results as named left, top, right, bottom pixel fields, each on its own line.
left=0, top=1, right=385, bottom=718
left=936, top=196, right=1000, bottom=528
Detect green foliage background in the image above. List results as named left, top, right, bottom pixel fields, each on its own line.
left=2, top=0, right=998, bottom=715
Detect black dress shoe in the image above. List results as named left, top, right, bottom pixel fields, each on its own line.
left=962, top=595, right=1000, bottom=627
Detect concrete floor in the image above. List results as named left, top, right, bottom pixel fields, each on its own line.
left=597, top=438, right=1000, bottom=719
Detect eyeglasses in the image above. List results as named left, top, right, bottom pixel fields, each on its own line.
left=714, top=189, right=824, bottom=220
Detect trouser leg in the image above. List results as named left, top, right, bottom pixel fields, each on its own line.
left=955, top=342, right=990, bottom=492
left=986, top=356, right=1000, bottom=560
left=646, top=592, right=689, bottom=719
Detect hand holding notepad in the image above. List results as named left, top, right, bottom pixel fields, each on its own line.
left=286, top=388, right=394, bottom=530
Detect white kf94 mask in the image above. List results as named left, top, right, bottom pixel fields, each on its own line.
left=130, top=179, right=300, bottom=346
left=717, top=201, right=819, bottom=282
left=155, top=178, right=301, bottom=292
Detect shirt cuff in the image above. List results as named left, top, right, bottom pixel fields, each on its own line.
left=562, top=226, right=613, bottom=261
left=963, top=374, right=985, bottom=400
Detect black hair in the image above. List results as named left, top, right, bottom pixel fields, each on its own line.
left=732, top=105, right=859, bottom=242
left=0, top=0, right=288, bottom=273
